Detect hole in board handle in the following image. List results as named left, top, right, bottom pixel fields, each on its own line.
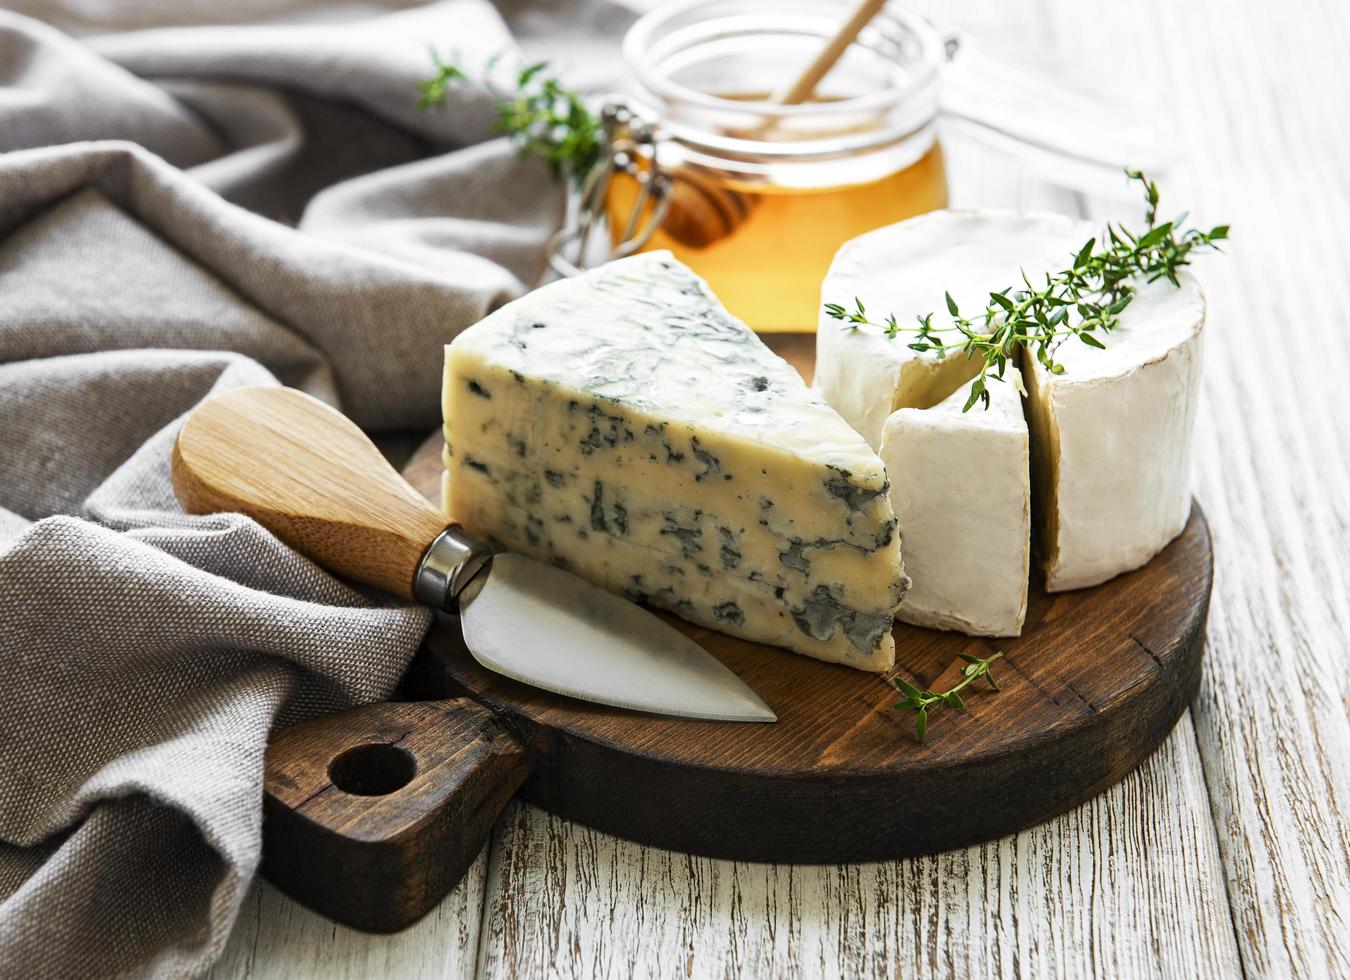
left=328, top=743, right=416, bottom=796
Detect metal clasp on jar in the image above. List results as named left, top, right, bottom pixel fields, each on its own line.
left=546, top=102, right=673, bottom=278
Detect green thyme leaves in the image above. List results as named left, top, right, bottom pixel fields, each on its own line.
left=418, top=54, right=601, bottom=185
left=825, top=170, right=1229, bottom=411
left=894, top=651, right=1003, bottom=742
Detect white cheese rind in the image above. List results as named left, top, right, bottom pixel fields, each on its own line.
left=880, top=370, right=1030, bottom=636
left=1024, top=273, right=1206, bottom=591
left=442, top=252, right=906, bottom=671
left=816, top=209, right=1091, bottom=449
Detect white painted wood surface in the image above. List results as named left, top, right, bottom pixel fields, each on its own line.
left=212, top=851, right=488, bottom=980
left=477, top=724, right=1239, bottom=979
left=214, top=0, right=1350, bottom=975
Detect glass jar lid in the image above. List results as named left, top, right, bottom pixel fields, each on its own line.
left=622, top=0, right=943, bottom=166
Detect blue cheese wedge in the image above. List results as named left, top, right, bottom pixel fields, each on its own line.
left=442, top=251, right=906, bottom=671
left=880, top=369, right=1030, bottom=636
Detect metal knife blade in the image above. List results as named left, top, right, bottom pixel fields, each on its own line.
left=456, top=554, right=776, bottom=723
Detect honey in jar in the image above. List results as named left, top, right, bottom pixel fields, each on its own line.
left=610, top=1, right=948, bottom=333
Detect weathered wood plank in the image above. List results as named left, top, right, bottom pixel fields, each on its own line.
left=1024, top=0, right=1350, bottom=974
left=209, top=849, right=488, bottom=980
left=476, top=721, right=1239, bottom=979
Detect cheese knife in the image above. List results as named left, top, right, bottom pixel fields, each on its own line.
left=171, top=386, right=776, bottom=723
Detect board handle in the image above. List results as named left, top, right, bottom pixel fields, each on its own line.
left=172, top=386, right=488, bottom=603
left=261, top=698, right=528, bottom=933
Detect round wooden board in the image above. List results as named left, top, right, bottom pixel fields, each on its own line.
left=403, top=436, right=1212, bottom=865
left=404, top=334, right=1211, bottom=861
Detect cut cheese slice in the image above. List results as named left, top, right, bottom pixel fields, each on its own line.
left=1024, top=269, right=1205, bottom=591
left=442, top=251, right=907, bottom=671
left=880, top=368, right=1030, bottom=636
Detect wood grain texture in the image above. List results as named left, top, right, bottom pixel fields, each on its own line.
left=209, top=852, right=489, bottom=980
left=1108, top=1, right=1350, bottom=974
left=260, top=700, right=527, bottom=933
left=174, top=386, right=449, bottom=599
left=960, top=2, right=1350, bottom=973
left=479, top=719, right=1239, bottom=979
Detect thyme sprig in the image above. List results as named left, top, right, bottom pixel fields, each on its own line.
left=894, top=651, right=1003, bottom=742
left=825, top=171, right=1229, bottom=412
left=418, top=54, right=601, bottom=185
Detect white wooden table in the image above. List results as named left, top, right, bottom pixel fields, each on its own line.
left=211, top=1, right=1350, bottom=975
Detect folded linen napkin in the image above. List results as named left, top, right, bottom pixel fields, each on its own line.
left=0, top=1, right=629, bottom=975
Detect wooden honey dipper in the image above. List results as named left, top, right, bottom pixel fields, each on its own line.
left=657, top=0, right=889, bottom=249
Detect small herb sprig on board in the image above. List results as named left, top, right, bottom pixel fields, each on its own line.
left=418, top=54, right=602, bottom=186
left=825, top=171, right=1230, bottom=412
left=894, top=651, right=1003, bottom=742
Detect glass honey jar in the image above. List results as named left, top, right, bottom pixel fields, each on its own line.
left=597, top=0, right=948, bottom=334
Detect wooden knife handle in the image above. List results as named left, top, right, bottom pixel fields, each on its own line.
left=172, top=386, right=450, bottom=600
left=261, top=698, right=528, bottom=933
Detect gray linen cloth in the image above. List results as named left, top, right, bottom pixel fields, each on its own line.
left=0, top=1, right=629, bottom=975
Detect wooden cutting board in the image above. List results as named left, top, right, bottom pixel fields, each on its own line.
left=401, top=333, right=1209, bottom=855
left=402, top=465, right=1210, bottom=863
left=256, top=335, right=1211, bottom=931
